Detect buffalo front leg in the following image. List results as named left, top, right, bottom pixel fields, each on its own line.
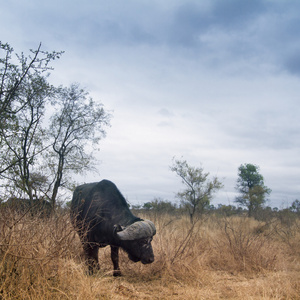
left=110, top=245, right=121, bottom=276
left=83, top=242, right=100, bottom=275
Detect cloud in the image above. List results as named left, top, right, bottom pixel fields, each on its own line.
left=3, top=0, right=300, bottom=78
left=158, top=108, right=174, bottom=117
left=1, top=0, right=300, bottom=207
left=285, top=52, right=300, bottom=75
left=211, top=0, right=267, bottom=27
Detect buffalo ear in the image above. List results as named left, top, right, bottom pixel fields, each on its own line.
left=113, top=224, right=123, bottom=237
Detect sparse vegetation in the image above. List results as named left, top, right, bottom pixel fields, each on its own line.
left=1, top=41, right=299, bottom=299
left=1, top=207, right=299, bottom=299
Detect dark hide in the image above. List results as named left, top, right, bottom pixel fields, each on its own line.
left=70, top=179, right=156, bottom=276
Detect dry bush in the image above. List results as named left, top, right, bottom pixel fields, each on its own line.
left=0, top=207, right=82, bottom=299
left=0, top=208, right=299, bottom=299
left=274, top=217, right=300, bottom=257
left=119, top=212, right=300, bottom=298
left=122, top=213, right=216, bottom=284
left=135, top=213, right=283, bottom=278
left=208, top=216, right=282, bottom=274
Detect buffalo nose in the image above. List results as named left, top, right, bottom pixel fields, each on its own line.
left=142, top=256, right=154, bottom=264
left=147, top=256, right=154, bottom=263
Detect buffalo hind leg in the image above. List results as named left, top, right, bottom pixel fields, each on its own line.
left=83, top=243, right=99, bottom=275
left=111, top=245, right=121, bottom=276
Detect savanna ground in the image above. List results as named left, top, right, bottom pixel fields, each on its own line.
left=0, top=208, right=299, bottom=299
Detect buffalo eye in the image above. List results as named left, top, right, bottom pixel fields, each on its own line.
left=140, top=238, right=152, bottom=246
left=113, top=224, right=123, bottom=235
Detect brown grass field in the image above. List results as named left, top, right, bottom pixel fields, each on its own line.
left=0, top=209, right=300, bottom=299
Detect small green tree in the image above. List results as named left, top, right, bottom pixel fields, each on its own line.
left=217, top=204, right=238, bottom=217
left=148, top=198, right=177, bottom=214
left=143, top=202, right=153, bottom=210
left=235, top=163, right=271, bottom=218
left=170, top=158, right=223, bottom=223
left=290, top=199, right=300, bottom=216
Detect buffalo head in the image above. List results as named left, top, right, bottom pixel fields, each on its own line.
left=114, top=220, right=156, bottom=264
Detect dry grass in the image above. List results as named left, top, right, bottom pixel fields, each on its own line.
left=0, top=208, right=299, bottom=299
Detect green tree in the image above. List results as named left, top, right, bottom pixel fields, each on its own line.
left=290, top=199, right=300, bottom=215
left=235, top=163, right=271, bottom=218
left=143, top=202, right=153, bottom=210
left=217, top=204, right=238, bottom=216
left=147, top=198, right=177, bottom=214
left=170, top=158, right=223, bottom=223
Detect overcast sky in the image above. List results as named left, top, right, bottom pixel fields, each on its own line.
left=1, top=0, right=300, bottom=208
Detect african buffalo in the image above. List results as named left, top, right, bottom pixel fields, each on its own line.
left=70, top=179, right=156, bottom=276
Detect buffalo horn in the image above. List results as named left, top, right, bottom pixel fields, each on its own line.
left=117, top=220, right=156, bottom=240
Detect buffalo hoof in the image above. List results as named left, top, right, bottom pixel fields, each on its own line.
left=88, top=265, right=100, bottom=276
left=113, top=270, right=122, bottom=277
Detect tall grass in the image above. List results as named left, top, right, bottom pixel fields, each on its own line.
left=0, top=208, right=299, bottom=299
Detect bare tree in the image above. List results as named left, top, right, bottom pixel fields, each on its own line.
left=171, top=158, right=223, bottom=223
left=0, top=41, right=63, bottom=175
left=0, top=74, right=53, bottom=204
left=47, top=83, right=110, bottom=208
left=0, top=42, right=110, bottom=210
